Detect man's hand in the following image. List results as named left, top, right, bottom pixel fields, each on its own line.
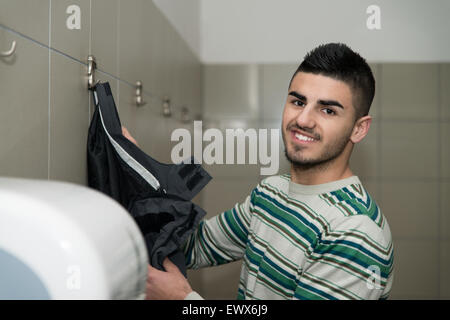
left=122, top=126, right=139, bottom=146
left=146, top=258, right=193, bottom=300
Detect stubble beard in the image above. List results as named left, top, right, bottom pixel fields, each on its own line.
left=282, top=127, right=352, bottom=172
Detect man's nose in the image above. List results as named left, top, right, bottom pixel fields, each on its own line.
left=295, top=105, right=316, bottom=129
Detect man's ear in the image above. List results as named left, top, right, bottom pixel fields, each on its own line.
left=350, top=115, right=372, bottom=144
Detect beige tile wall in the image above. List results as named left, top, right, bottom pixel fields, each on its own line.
left=0, top=0, right=204, bottom=292
left=380, top=64, right=439, bottom=121
left=0, top=28, right=49, bottom=179
left=0, top=0, right=202, bottom=182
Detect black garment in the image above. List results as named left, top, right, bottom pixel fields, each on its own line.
left=87, top=82, right=211, bottom=276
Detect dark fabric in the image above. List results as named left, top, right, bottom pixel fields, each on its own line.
left=87, top=82, right=211, bottom=276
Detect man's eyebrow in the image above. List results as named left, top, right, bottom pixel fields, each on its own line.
left=288, top=91, right=307, bottom=101
left=318, top=99, right=344, bottom=109
left=289, top=91, right=345, bottom=109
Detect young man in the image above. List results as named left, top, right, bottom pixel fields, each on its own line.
left=126, top=43, right=394, bottom=300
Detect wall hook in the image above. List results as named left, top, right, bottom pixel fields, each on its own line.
left=162, top=96, right=171, bottom=117
left=0, top=40, right=16, bottom=57
left=181, top=106, right=190, bottom=123
left=135, top=81, right=147, bottom=107
left=87, top=55, right=97, bottom=90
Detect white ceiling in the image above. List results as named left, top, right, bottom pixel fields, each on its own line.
left=154, top=0, right=450, bottom=64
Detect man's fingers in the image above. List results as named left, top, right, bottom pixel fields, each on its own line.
left=148, top=259, right=179, bottom=275
left=163, top=257, right=179, bottom=273
left=147, top=264, right=161, bottom=279
left=121, top=126, right=138, bottom=146
left=121, top=126, right=130, bottom=137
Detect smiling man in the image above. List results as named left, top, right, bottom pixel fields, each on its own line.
left=138, top=43, right=394, bottom=300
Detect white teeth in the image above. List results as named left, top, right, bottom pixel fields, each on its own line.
left=295, top=133, right=315, bottom=142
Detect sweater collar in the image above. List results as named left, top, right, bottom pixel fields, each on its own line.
left=288, top=175, right=361, bottom=196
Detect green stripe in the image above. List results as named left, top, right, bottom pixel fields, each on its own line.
left=192, top=223, right=216, bottom=265
left=202, top=220, right=232, bottom=263
left=261, top=182, right=329, bottom=230
left=308, top=253, right=389, bottom=287
left=254, top=194, right=319, bottom=245
left=217, top=214, right=245, bottom=250
left=252, top=207, right=311, bottom=253
left=314, top=240, right=392, bottom=276
left=262, top=182, right=371, bottom=248
left=255, top=275, right=292, bottom=298
left=311, top=257, right=387, bottom=287
left=250, top=233, right=299, bottom=272
left=294, top=285, right=326, bottom=300
left=338, top=201, right=353, bottom=216
left=260, top=182, right=392, bottom=255
left=237, top=202, right=251, bottom=226
left=251, top=211, right=310, bottom=255
left=302, top=272, right=362, bottom=299
left=319, top=193, right=333, bottom=207
left=223, top=209, right=247, bottom=245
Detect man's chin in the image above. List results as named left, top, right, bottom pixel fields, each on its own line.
left=285, top=150, right=317, bottom=166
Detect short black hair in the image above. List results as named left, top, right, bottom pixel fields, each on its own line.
left=289, top=43, right=375, bottom=119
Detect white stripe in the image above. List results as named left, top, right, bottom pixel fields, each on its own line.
left=97, top=102, right=160, bottom=191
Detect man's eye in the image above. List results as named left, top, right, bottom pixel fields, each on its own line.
left=322, top=108, right=336, bottom=115
left=292, top=100, right=305, bottom=107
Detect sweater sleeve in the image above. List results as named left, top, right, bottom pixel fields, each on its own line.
left=184, top=291, right=205, bottom=300
left=182, top=190, right=254, bottom=269
left=294, top=215, right=394, bottom=300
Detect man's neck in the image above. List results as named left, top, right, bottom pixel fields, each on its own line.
left=289, top=163, right=353, bottom=185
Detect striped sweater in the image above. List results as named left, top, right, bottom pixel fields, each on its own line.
left=183, top=174, right=394, bottom=300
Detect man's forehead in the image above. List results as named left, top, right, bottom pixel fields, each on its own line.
left=289, top=72, right=353, bottom=104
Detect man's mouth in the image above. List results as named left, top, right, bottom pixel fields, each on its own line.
left=290, top=130, right=319, bottom=144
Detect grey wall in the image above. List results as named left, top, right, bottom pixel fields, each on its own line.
left=196, top=63, right=450, bottom=300
left=0, top=0, right=204, bottom=290
left=0, top=0, right=202, bottom=186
